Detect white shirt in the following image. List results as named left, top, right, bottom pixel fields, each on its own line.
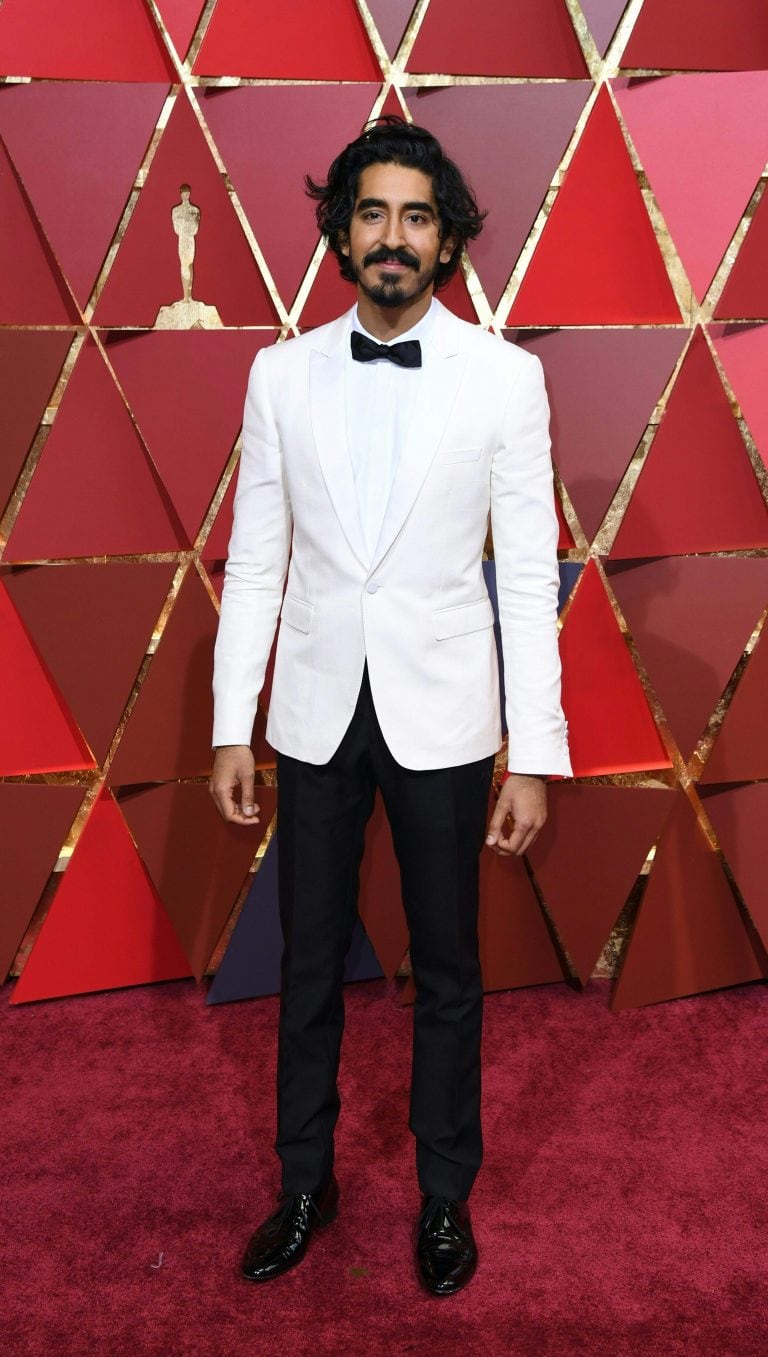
left=346, top=297, right=436, bottom=562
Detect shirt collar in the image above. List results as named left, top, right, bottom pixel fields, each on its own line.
left=351, top=295, right=437, bottom=349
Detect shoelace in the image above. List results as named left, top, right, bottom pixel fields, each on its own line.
left=418, top=1196, right=462, bottom=1234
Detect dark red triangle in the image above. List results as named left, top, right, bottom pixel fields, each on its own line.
left=200, top=477, right=237, bottom=561
left=106, top=330, right=277, bottom=543
left=612, top=793, right=763, bottom=1010
left=515, top=328, right=686, bottom=541
left=508, top=87, right=680, bottom=325
left=610, top=329, right=768, bottom=557
left=407, top=0, right=587, bottom=76
left=118, top=782, right=277, bottom=980
left=4, top=337, right=184, bottom=561
left=154, top=0, right=206, bottom=60
left=11, top=790, right=191, bottom=1005
left=0, top=329, right=72, bottom=518
left=0, top=581, right=94, bottom=775
left=710, top=322, right=768, bottom=466
left=528, top=785, right=676, bottom=983
left=193, top=0, right=382, bottom=79
left=607, top=557, right=768, bottom=762
left=4, top=563, right=176, bottom=765
left=701, top=629, right=768, bottom=784
left=93, top=92, right=277, bottom=328
left=555, top=492, right=576, bottom=549
left=558, top=561, right=671, bottom=777
left=0, top=82, right=168, bottom=307
left=200, top=84, right=378, bottom=310
left=622, top=0, right=768, bottom=71
left=479, top=801, right=567, bottom=991
left=0, top=0, right=175, bottom=80
left=0, top=785, right=85, bottom=982
left=106, top=568, right=219, bottom=785
left=715, top=194, right=768, bottom=320
left=703, top=785, right=768, bottom=954
left=0, top=138, right=78, bottom=325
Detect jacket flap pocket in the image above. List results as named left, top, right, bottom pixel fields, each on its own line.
left=280, top=593, right=313, bottom=634
left=436, top=445, right=482, bottom=464
left=433, top=597, right=495, bottom=640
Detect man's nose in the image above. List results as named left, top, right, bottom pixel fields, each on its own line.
left=380, top=217, right=407, bottom=249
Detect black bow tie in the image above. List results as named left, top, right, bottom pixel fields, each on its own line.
left=350, top=330, right=422, bottom=368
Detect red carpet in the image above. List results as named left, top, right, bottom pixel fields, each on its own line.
left=3, top=977, right=768, bottom=1356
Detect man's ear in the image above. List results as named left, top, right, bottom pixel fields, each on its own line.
left=439, top=233, right=459, bottom=265
left=339, top=231, right=350, bottom=258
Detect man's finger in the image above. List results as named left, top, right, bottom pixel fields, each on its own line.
left=239, top=769, right=256, bottom=819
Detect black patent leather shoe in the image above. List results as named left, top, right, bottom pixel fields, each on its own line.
left=416, top=1195, right=478, bottom=1296
left=241, top=1175, right=339, bottom=1282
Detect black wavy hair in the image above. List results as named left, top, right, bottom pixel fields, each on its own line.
left=305, top=115, right=486, bottom=291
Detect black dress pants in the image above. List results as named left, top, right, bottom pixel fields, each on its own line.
left=274, top=663, right=495, bottom=1201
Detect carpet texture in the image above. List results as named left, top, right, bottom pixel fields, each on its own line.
left=2, top=978, right=768, bottom=1356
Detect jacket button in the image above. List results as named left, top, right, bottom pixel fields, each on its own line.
left=366, top=581, right=380, bottom=594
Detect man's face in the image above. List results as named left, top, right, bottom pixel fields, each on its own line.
left=340, top=162, right=457, bottom=309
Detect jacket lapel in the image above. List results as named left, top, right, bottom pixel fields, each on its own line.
left=309, top=309, right=369, bottom=569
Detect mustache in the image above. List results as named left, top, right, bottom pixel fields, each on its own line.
left=363, top=247, right=420, bottom=270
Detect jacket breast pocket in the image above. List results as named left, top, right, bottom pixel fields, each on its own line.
left=280, top=593, right=313, bottom=634
left=435, top=445, right=483, bottom=465
left=432, top=597, right=495, bottom=640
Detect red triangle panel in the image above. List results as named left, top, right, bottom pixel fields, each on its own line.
left=4, top=338, right=184, bottom=561
left=701, top=629, right=768, bottom=784
left=154, top=1, right=206, bottom=60
left=622, top=0, right=768, bottom=72
left=704, top=785, right=768, bottom=953
left=528, top=785, right=675, bottom=983
left=93, top=93, right=276, bottom=328
left=193, top=0, right=382, bottom=79
left=0, top=582, right=94, bottom=775
left=508, top=88, right=680, bottom=325
left=608, top=557, right=768, bottom=762
left=407, top=0, right=587, bottom=77
left=118, top=782, right=277, bottom=980
left=0, top=0, right=175, bottom=80
left=0, top=83, right=169, bottom=307
left=610, top=329, right=768, bottom=557
left=0, top=139, right=77, bottom=325
left=479, top=817, right=566, bottom=992
left=711, top=322, right=768, bottom=471
left=4, top=563, right=176, bottom=765
left=612, top=794, right=763, bottom=1010
left=0, top=329, right=72, bottom=517
left=715, top=195, right=768, bottom=320
left=0, top=785, right=85, bottom=982
left=11, top=791, right=192, bottom=1004
left=558, top=561, right=671, bottom=777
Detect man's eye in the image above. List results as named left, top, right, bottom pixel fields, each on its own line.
left=406, top=214, right=427, bottom=224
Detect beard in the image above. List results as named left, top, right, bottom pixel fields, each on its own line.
left=351, top=246, right=441, bottom=309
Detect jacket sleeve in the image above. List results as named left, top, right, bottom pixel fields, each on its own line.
left=490, top=352, right=572, bottom=777
left=211, top=347, right=292, bottom=747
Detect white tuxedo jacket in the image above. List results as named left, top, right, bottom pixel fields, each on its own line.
left=212, top=298, right=572, bottom=775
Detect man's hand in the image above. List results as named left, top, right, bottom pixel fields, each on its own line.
left=209, top=744, right=260, bottom=826
left=485, top=773, right=547, bottom=857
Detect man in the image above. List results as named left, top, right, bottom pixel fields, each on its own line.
left=209, top=117, right=571, bottom=1296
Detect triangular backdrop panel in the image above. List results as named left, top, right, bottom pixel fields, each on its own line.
left=200, top=85, right=378, bottom=311
left=715, top=197, right=768, bottom=320
left=154, top=1, right=206, bottom=60
left=11, top=790, right=192, bottom=1005
left=579, top=0, right=626, bottom=55
left=612, top=793, right=763, bottom=1011
left=701, top=628, right=768, bottom=784
left=0, top=83, right=169, bottom=307
left=105, top=330, right=275, bottom=543
left=0, top=329, right=72, bottom=518
left=0, top=785, right=84, bottom=982
left=106, top=568, right=219, bottom=785
left=614, top=73, right=768, bottom=300
left=118, top=782, right=277, bottom=980
left=0, top=0, right=174, bottom=80
left=528, top=786, right=676, bottom=984
left=508, top=87, right=680, bottom=325
left=406, top=0, right=587, bottom=77
left=193, top=0, right=382, bottom=79
left=403, top=83, right=591, bottom=309
left=93, top=92, right=277, bottom=328
left=515, top=327, right=686, bottom=541
left=0, top=139, right=78, bottom=325
left=4, top=563, right=176, bottom=765
left=366, top=0, right=415, bottom=58
left=622, top=0, right=768, bottom=72
left=0, top=581, right=94, bottom=775
left=558, top=561, right=671, bottom=777
left=4, top=337, right=184, bottom=561
left=610, top=329, right=768, bottom=558
left=479, top=846, right=568, bottom=993
left=201, top=478, right=236, bottom=561
left=703, top=785, right=768, bottom=954
left=607, top=557, right=768, bottom=762
left=711, top=322, right=768, bottom=470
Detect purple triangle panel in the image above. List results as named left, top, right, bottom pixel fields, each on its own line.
left=515, top=327, right=687, bottom=540
left=366, top=0, right=415, bottom=57
left=404, top=83, right=591, bottom=310
left=580, top=0, right=627, bottom=54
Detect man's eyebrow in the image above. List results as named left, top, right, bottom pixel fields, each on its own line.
left=356, top=197, right=436, bottom=214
